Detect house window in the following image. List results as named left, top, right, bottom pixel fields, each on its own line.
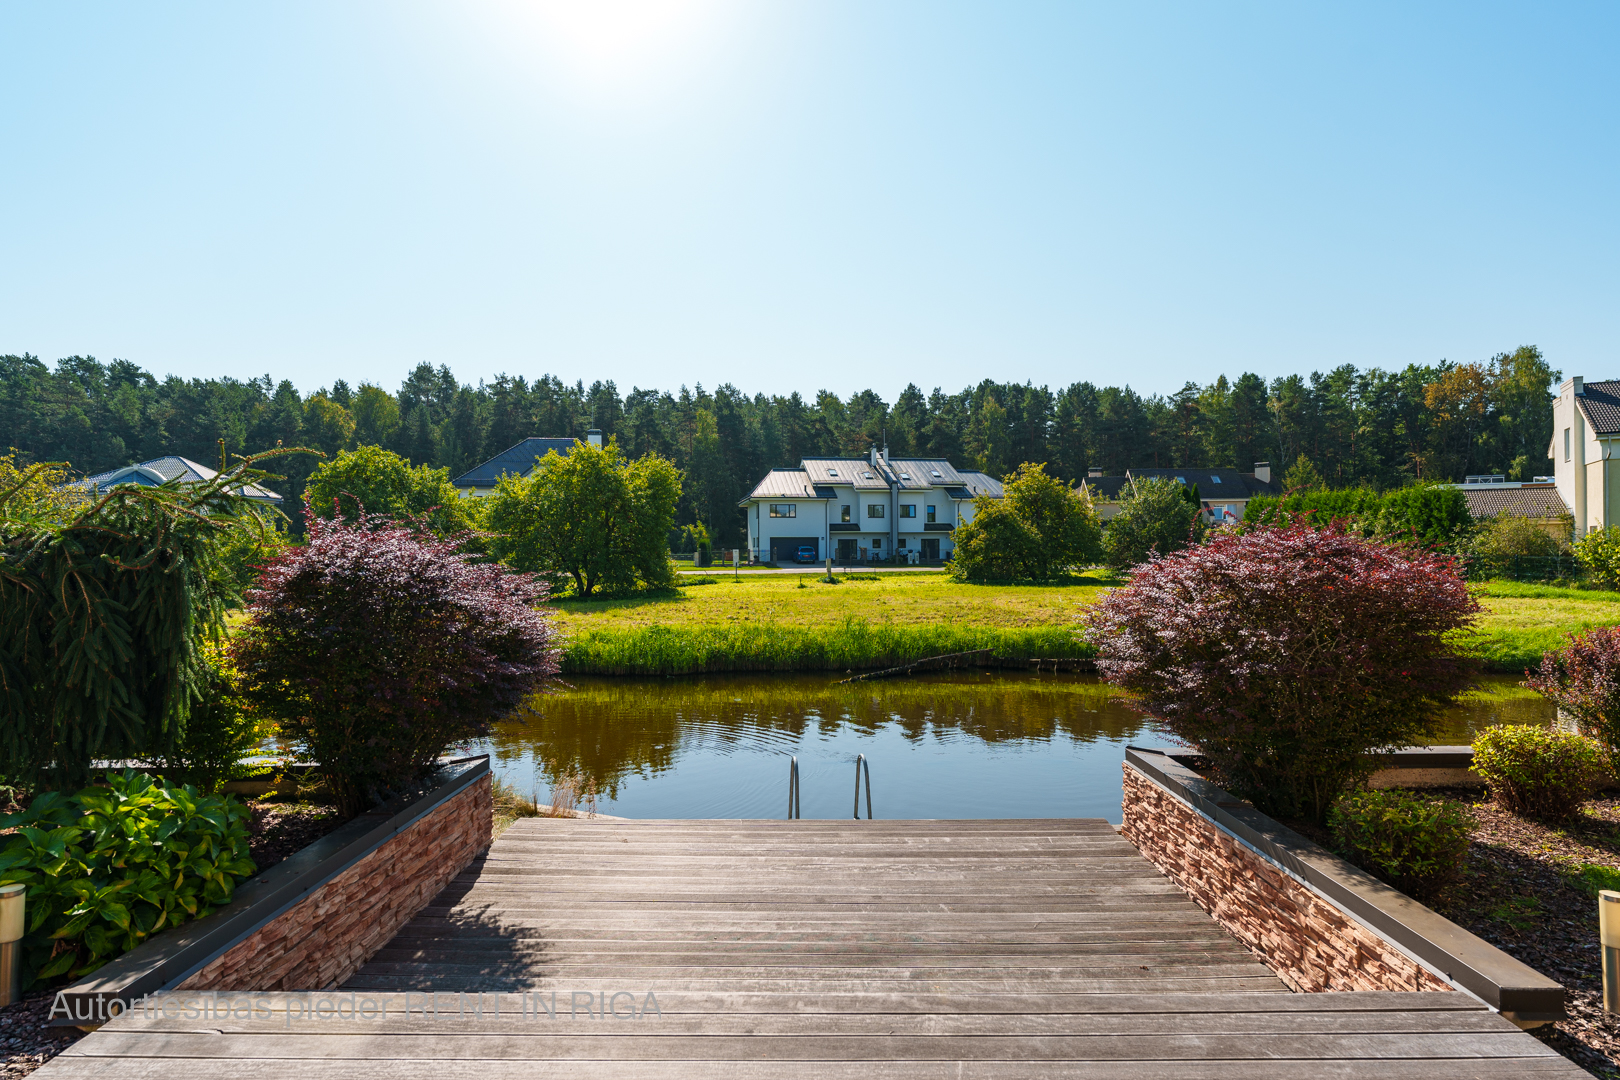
left=1566, top=428, right=1572, bottom=462
left=841, top=505, right=851, bottom=523
left=872, top=538, right=883, bottom=552
left=1210, top=475, right=1222, bottom=484
left=900, top=504, right=916, bottom=518
left=867, top=504, right=885, bottom=518
left=926, top=504, right=936, bottom=522
left=898, top=538, right=908, bottom=549
left=769, top=504, right=796, bottom=518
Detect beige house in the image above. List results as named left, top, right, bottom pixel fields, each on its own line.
left=1550, top=378, right=1620, bottom=535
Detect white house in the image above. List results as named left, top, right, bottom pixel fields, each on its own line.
left=453, top=430, right=602, bottom=497
left=76, top=456, right=283, bottom=506
left=739, top=448, right=1003, bottom=564
left=1550, top=377, right=1620, bottom=535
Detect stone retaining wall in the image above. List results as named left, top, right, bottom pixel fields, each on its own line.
left=177, top=771, right=492, bottom=992
left=1122, top=763, right=1450, bottom=994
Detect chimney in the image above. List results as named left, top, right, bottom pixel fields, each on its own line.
left=586, top=428, right=603, bottom=448
left=870, top=445, right=879, bottom=466
left=1087, top=467, right=1102, bottom=478
left=1574, top=377, right=1585, bottom=397
left=1253, top=462, right=1271, bottom=484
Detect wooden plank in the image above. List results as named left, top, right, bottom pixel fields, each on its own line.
left=33, top=1057, right=1593, bottom=1079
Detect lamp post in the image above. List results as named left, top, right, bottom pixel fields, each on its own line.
left=1601, top=889, right=1620, bottom=1011
left=0, top=882, right=24, bottom=1006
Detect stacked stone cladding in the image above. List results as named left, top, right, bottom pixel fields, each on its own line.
left=1121, top=764, right=1449, bottom=994
left=177, top=771, right=492, bottom=992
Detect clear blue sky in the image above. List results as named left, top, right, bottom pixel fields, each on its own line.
left=3, top=2, right=1615, bottom=401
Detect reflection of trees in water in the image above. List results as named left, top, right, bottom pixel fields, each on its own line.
left=484, top=674, right=1159, bottom=800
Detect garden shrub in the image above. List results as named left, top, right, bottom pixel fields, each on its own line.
left=1328, top=789, right=1472, bottom=900
left=154, top=647, right=277, bottom=795
left=1086, top=522, right=1479, bottom=820
left=302, top=445, right=474, bottom=536
left=1101, top=476, right=1206, bottom=570
left=1575, top=526, right=1620, bottom=589
left=233, top=511, right=561, bottom=816
left=0, top=452, right=298, bottom=791
left=948, top=463, right=1102, bottom=581
left=0, top=770, right=255, bottom=987
left=1471, top=724, right=1606, bottom=820
left=1526, top=625, right=1620, bottom=756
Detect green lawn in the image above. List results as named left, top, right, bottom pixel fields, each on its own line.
left=1468, top=581, right=1620, bottom=671
left=544, top=572, right=1620, bottom=676
left=548, top=570, right=1116, bottom=675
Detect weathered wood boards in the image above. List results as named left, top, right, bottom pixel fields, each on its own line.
left=34, top=818, right=1586, bottom=1077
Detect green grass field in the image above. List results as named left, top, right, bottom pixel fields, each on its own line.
left=549, top=571, right=1112, bottom=675
left=545, top=571, right=1620, bottom=676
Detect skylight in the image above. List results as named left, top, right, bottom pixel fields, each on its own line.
left=901, top=473, right=911, bottom=480
left=1210, top=475, right=1222, bottom=483
left=863, top=472, right=873, bottom=479
left=828, top=469, right=838, bottom=477
left=931, top=470, right=942, bottom=477
left=1175, top=476, right=1186, bottom=484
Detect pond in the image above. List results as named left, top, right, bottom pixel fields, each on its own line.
left=474, top=672, right=1553, bottom=823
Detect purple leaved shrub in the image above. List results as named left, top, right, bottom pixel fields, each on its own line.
left=233, top=511, right=559, bottom=816
left=1085, top=523, right=1480, bottom=820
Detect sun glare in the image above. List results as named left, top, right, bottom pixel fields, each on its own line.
left=507, top=0, right=732, bottom=87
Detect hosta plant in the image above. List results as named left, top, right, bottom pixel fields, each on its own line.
left=0, top=771, right=256, bottom=988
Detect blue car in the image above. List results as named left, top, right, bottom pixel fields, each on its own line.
left=795, top=545, right=817, bottom=563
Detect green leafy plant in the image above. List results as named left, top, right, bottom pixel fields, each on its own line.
left=153, top=646, right=278, bottom=795
left=0, top=771, right=255, bottom=987
left=302, top=445, right=473, bottom=536
left=1328, top=789, right=1473, bottom=900
left=1574, top=863, right=1620, bottom=896
left=1575, top=526, right=1620, bottom=589
left=0, top=449, right=307, bottom=791
left=1101, top=476, right=1206, bottom=571
left=948, top=462, right=1103, bottom=582
left=1471, top=724, right=1607, bottom=820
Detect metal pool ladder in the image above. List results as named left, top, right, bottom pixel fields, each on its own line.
left=853, top=754, right=873, bottom=820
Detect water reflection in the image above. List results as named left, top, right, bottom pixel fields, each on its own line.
left=473, top=671, right=1553, bottom=822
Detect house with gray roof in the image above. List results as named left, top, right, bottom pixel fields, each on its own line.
left=1551, top=377, right=1620, bottom=535
left=1081, top=464, right=1280, bottom=526
left=77, top=456, right=283, bottom=505
left=738, top=448, right=1002, bottom=564
left=453, top=431, right=601, bottom=497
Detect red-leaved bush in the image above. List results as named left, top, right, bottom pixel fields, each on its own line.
left=232, top=512, right=559, bottom=816
left=1085, top=523, right=1480, bottom=820
left=1527, top=625, right=1620, bottom=756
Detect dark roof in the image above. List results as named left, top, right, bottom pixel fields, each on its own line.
left=453, top=438, right=577, bottom=488
left=1080, top=476, right=1129, bottom=500
left=1083, top=468, right=1281, bottom=502
left=886, top=459, right=968, bottom=489
left=78, top=456, right=282, bottom=502
left=1461, top=485, right=1570, bottom=520
left=1578, top=382, right=1620, bottom=435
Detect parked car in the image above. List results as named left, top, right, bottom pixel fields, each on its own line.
left=795, top=545, right=817, bottom=563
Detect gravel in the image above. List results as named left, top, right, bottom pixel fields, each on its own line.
left=0, top=991, right=81, bottom=1078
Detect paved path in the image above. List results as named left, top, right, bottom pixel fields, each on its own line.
left=41, top=819, right=1583, bottom=1078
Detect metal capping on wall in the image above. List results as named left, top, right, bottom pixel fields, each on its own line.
left=47, top=755, right=491, bottom=1027
left=1123, top=746, right=1565, bottom=1025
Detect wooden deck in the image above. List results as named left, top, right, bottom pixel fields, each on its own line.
left=41, top=818, right=1583, bottom=1077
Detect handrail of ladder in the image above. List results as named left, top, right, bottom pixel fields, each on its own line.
left=787, top=755, right=800, bottom=820
left=853, top=754, right=873, bottom=820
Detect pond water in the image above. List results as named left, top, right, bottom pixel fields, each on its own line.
left=474, top=672, right=1553, bottom=823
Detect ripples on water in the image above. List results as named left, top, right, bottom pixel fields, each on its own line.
left=472, top=672, right=1551, bottom=822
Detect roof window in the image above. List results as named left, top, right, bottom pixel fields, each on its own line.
left=1175, top=476, right=1186, bottom=484
left=863, top=472, right=873, bottom=479
left=931, top=470, right=942, bottom=477
left=1210, top=475, right=1222, bottom=483
left=828, top=469, right=838, bottom=477
left=901, top=473, right=911, bottom=480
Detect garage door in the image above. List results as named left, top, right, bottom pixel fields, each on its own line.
left=770, top=537, right=819, bottom=563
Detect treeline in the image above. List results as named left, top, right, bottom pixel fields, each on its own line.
left=0, top=346, right=1557, bottom=545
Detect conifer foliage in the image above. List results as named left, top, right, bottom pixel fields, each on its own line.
left=1086, top=523, right=1480, bottom=819
left=0, top=457, right=285, bottom=790
left=233, top=511, right=560, bottom=815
